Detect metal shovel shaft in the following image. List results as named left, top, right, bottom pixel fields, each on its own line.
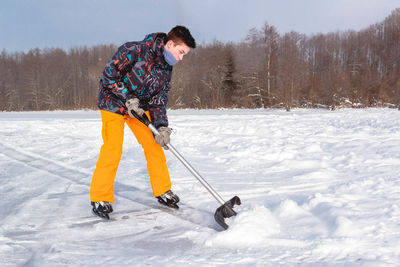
left=148, top=124, right=226, bottom=206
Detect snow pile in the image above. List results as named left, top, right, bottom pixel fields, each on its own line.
left=205, top=205, right=280, bottom=248
left=334, top=216, right=361, bottom=237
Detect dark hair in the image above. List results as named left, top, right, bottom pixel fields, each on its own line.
left=166, top=25, right=196, bottom=48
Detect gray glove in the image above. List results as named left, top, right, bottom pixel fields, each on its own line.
left=126, top=98, right=145, bottom=117
left=155, top=127, right=172, bottom=149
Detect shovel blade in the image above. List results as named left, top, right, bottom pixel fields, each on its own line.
left=214, top=196, right=241, bottom=230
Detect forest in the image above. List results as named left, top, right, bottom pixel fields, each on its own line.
left=1, top=9, right=399, bottom=111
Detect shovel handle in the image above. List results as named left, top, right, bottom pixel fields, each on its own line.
left=165, top=142, right=226, bottom=205
left=129, top=108, right=227, bottom=206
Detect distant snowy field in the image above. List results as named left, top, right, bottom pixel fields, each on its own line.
left=1, top=108, right=400, bottom=266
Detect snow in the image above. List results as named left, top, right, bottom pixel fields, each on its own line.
left=1, top=108, right=400, bottom=266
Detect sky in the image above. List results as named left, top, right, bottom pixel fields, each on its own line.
left=1, top=0, right=399, bottom=53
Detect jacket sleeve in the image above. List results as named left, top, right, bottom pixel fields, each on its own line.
left=148, top=84, right=169, bottom=128
left=101, top=42, right=138, bottom=101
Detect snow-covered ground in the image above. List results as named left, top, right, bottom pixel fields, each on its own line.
left=1, top=108, right=400, bottom=266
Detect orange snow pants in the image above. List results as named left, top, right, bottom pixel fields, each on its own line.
left=90, top=110, right=171, bottom=203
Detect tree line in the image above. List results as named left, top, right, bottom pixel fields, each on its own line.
left=1, top=9, right=400, bottom=111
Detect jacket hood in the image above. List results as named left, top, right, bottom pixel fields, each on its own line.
left=143, top=32, right=167, bottom=54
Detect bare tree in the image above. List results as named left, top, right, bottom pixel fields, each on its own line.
left=1, top=9, right=400, bottom=111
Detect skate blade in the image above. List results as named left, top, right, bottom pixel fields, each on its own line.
left=166, top=203, right=179, bottom=209
left=160, top=202, right=179, bottom=209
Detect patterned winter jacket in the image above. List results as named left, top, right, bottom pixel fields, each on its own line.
left=98, top=33, right=173, bottom=128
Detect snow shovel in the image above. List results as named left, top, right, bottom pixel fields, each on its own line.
left=130, top=110, right=241, bottom=230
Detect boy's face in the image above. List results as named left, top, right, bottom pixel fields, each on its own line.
left=165, top=40, right=190, bottom=61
